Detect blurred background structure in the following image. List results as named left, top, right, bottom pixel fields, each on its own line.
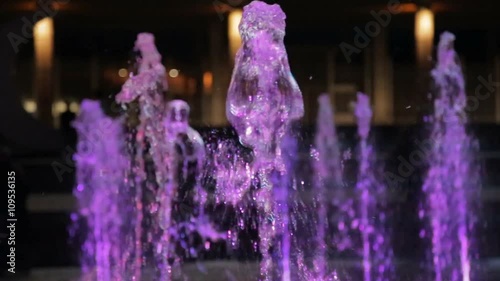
left=2, top=0, right=500, bottom=129
left=1, top=0, right=500, bottom=278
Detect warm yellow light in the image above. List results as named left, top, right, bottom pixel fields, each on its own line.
left=54, top=101, right=67, bottom=113
left=69, top=102, right=80, bottom=113
left=23, top=100, right=37, bottom=113
left=34, top=18, right=53, bottom=39
left=118, top=68, right=128, bottom=78
left=417, top=11, right=433, bottom=31
left=228, top=10, right=243, bottom=62
left=34, top=17, right=54, bottom=124
left=415, top=8, right=435, bottom=64
left=34, top=17, right=54, bottom=67
left=203, top=71, right=213, bottom=94
left=169, top=69, right=179, bottom=78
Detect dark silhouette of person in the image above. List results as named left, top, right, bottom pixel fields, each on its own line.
left=60, top=101, right=76, bottom=131
left=59, top=101, right=77, bottom=146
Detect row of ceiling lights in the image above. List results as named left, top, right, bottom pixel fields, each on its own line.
left=117, top=68, right=180, bottom=78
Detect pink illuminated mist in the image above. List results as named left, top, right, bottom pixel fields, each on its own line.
left=72, top=100, right=127, bottom=281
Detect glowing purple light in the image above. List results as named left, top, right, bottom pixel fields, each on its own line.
left=308, top=94, right=344, bottom=279
left=421, top=31, right=480, bottom=281
left=226, top=2, right=303, bottom=280
left=354, top=93, right=394, bottom=281
left=72, top=99, right=127, bottom=281
left=115, top=32, right=174, bottom=280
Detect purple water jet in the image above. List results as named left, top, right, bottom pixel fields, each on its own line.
left=306, top=93, right=345, bottom=280
left=354, top=93, right=393, bottom=281
left=164, top=100, right=225, bottom=260
left=74, top=33, right=227, bottom=281
left=226, top=1, right=303, bottom=280
left=72, top=100, right=127, bottom=281
left=68, top=7, right=485, bottom=281
left=213, top=140, right=253, bottom=207
left=313, top=94, right=336, bottom=276
left=116, top=32, right=174, bottom=280
left=421, top=32, right=480, bottom=281
left=207, top=137, right=255, bottom=254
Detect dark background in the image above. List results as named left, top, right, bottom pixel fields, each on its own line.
left=1, top=0, right=500, bottom=278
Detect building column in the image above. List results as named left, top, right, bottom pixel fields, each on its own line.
left=190, top=30, right=206, bottom=126
left=326, top=48, right=336, bottom=96
left=90, top=56, right=100, bottom=95
left=209, top=21, right=228, bottom=126
left=415, top=7, right=434, bottom=122
left=53, top=58, right=61, bottom=127
left=200, top=58, right=212, bottom=124
left=487, top=31, right=499, bottom=123
left=496, top=55, right=500, bottom=123
left=34, top=17, right=55, bottom=127
left=373, top=29, right=394, bottom=125
left=54, top=58, right=61, bottom=99
left=363, top=45, right=373, bottom=97
left=228, top=10, right=242, bottom=66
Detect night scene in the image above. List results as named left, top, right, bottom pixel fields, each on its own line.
left=1, top=0, right=500, bottom=280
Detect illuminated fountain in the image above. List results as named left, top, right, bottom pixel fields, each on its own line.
left=115, top=34, right=223, bottom=280
left=420, top=32, right=480, bottom=281
left=164, top=99, right=226, bottom=259
left=73, top=32, right=225, bottom=281
left=72, top=100, right=127, bottom=281
left=354, top=93, right=394, bottom=281
left=115, top=32, right=175, bottom=280
left=226, top=1, right=303, bottom=280
left=71, top=2, right=483, bottom=281
left=313, top=95, right=339, bottom=278
left=299, top=94, right=344, bottom=280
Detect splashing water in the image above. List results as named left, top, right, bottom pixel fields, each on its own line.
left=227, top=1, right=303, bottom=167
left=71, top=4, right=484, bottom=281
left=207, top=136, right=255, bottom=253
left=272, top=133, right=297, bottom=281
left=313, top=94, right=336, bottom=276
left=72, top=100, right=127, bottom=281
left=212, top=138, right=253, bottom=207
left=354, top=93, right=394, bottom=281
left=306, top=93, right=345, bottom=280
left=115, top=32, right=174, bottom=280
left=226, top=1, right=303, bottom=280
left=75, top=33, right=225, bottom=281
left=165, top=100, right=225, bottom=258
left=421, top=32, right=480, bottom=281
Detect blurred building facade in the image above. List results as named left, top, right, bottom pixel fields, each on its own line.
left=2, top=0, right=500, bottom=129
